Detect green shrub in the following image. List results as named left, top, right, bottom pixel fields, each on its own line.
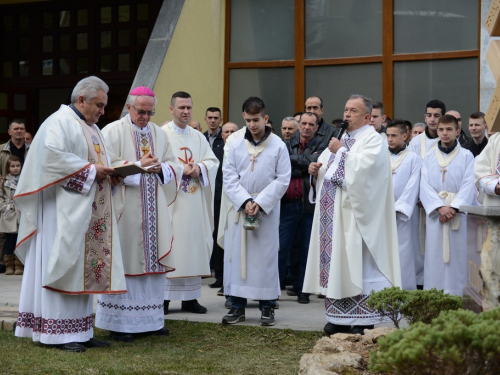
left=367, top=287, right=463, bottom=328
left=369, top=307, right=500, bottom=375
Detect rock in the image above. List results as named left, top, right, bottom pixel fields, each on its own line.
left=361, top=327, right=395, bottom=344
left=299, top=352, right=364, bottom=375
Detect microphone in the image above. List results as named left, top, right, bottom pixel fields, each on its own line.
left=336, top=121, right=349, bottom=140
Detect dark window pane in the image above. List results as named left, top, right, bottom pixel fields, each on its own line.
left=119, top=5, right=130, bottom=22
left=19, top=61, right=29, bottom=77
left=118, top=29, right=130, bottom=47
left=19, top=37, right=29, bottom=54
left=0, top=117, right=7, bottom=134
left=3, top=15, right=14, bottom=31
left=14, top=94, right=26, bottom=111
left=19, top=14, right=29, bottom=31
left=100, top=55, right=111, bottom=72
left=118, top=54, right=129, bottom=71
left=59, top=11, right=70, bottom=27
left=59, top=58, right=70, bottom=74
left=3, top=62, right=13, bottom=77
left=101, top=30, right=111, bottom=48
left=60, top=34, right=70, bottom=51
left=77, top=9, right=88, bottom=26
left=136, top=51, right=144, bottom=66
left=137, top=4, right=148, bottom=21
left=3, top=38, right=13, bottom=55
left=0, top=93, right=7, bottom=110
left=101, top=7, right=112, bottom=24
left=136, top=28, right=148, bottom=45
left=42, top=59, right=53, bottom=75
left=77, top=57, right=88, bottom=74
left=42, top=35, right=53, bottom=52
left=43, top=12, right=53, bottom=29
left=77, top=33, right=88, bottom=50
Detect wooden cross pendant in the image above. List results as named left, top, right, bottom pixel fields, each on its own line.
left=250, top=155, right=257, bottom=171
left=392, top=168, right=396, bottom=174
left=440, top=166, right=447, bottom=181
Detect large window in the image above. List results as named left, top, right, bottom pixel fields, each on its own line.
left=224, top=0, right=480, bottom=129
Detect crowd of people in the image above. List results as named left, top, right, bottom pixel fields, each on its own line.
left=4, top=75, right=496, bottom=352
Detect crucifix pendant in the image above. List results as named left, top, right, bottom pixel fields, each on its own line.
left=250, top=155, right=257, bottom=171
left=392, top=168, right=396, bottom=174
left=440, top=166, right=447, bottom=181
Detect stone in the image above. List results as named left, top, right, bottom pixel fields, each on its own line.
left=3, top=320, right=15, bottom=331
left=486, top=0, right=500, bottom=37
left=361, top=327, right=395, bottom=344
left=299, top=353, right=364, bottom=375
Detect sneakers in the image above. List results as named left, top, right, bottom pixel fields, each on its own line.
left=224, top=297, right=231, bottom=309
left=217, top=287, right=224, bottom=296
left=260, top=308, right=275, bottom=326
left=222, top=308, right=245, bottom=324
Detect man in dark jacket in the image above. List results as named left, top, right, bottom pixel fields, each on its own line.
left=279, top=112, right=326, bottom=304
left=296, top=96, right=340, bottom=146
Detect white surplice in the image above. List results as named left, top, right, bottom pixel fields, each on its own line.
left=474, top=133, right=500, bottom=206
left=162, top=122, right=219, bottom=301
left=420, top=144, right=476, bottom=296
left=408, top=131, right=439, bottom=285
left=223, top=132, right=290, bottom=300
left=96, top=116, right=182, bottom=333
left=14, top=105, right=126, bottom=344
left=390, top=148, right=422, bottom=290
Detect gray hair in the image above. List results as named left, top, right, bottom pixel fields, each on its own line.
left=126, top=95, right=158, bottom=107
left=413, top=122, right=427, bottom=129
left=71, top=76, right=109, bottom=103
left=349, top=94, right=372, bottom=115
left=282, top=117, right=298, bottom=127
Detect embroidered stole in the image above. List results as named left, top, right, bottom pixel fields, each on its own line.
left=80, top=121, right=113, bottom=291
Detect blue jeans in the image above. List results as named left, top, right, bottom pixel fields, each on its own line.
left=278, top=202, right=313, bottom=295
left=230, top=296, right=276, bottom=310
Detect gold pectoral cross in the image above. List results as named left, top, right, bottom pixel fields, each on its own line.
left=440, top=166, right=447, bottom=181
left=250, top=155, right=257, bottom=171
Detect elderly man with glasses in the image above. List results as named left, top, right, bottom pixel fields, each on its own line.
left=95, top=86, right=183, bottom=343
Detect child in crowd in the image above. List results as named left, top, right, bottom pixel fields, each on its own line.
left=222, top=97, right=291, bottom=326
left=1, top=156, right=23, bottom=275
left=386, top=120, right=422, bottom=290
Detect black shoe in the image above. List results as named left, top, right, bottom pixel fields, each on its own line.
left=222, top=308, right=245, bottom=324
left=287, top=290, right=297, bottom=296
left=275, top=301, right=279, bottom=309
left=79, top=338, right=111, bottom=348
left=349, top=325, right=374, bottom=335
left=0, top=265, right=5, bottom=273
left=151, top=327, right=169, bottom=336
left=209, top=279, right=223, bottom=288
left=163, top=300, right=169, bottom=315
left=260, top=308, right=275, bottom=326
left=318, top=294, right=326, bottom=299
left=181, top=299, right=207, bottom=314
left=298, top=294, right=310, bottom=304
left=52, top=342, right=87, bottom=352
left=110, top=331, right=134, bottom=343
left=224, top=297, right=231, bottom=309
left=217, top=287, right=224, bottom=296
left=324, top=323, right=351, bottom=335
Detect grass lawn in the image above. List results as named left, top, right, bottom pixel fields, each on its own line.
left=0, top=320, right=323, bottom=374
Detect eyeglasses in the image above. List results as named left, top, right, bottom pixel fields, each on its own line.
left=132, top=105, right=155, bottom=117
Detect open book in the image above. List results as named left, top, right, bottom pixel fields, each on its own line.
left=111, top=163, right=156, bottom=178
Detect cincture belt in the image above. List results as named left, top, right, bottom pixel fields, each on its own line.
left=438, top=191, right=460, bottom=264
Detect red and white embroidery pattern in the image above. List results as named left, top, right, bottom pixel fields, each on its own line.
left=17, top=312, right=93, bottom=334
left=66, top=167, right=91, bottom=192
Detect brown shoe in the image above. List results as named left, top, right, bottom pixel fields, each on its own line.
left=4, top=255, right=15, bottom=275
left=14, top=256, right=23, bottom=275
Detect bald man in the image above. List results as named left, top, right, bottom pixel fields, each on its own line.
left=221, top=122, right=238, bottom=143
left=446, top=110, right=469, bottom=146
left=188, top=120, right=202, bottom=132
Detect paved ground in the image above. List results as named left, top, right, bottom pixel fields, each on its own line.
left=0, top=273, right=396, bottom=332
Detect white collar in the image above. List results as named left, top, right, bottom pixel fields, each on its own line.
left=169, top=121, right=189, bottom=135
left=346, top=124, right=370, bottom=139
left=127, top=114, right=151, bottom=134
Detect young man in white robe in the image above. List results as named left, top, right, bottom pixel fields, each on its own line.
left=386, top=120, right=422, bottom=290
left=221, top=97, right=290, bottom=326
left=408, top=99, right=446, bottom=288
left=474, top=130, right=500, bottom=206
left=162, top=91, right=219, bottom=314
left=304, top=95, right=401, bottom=336
left=95, top=87, right=182, bottom=342
left=420, top=115, right=476, bottom=296
left=14, top=76, right=127, bottom=352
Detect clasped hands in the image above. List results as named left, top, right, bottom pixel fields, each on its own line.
left=140, top=152, right=162, bottom=174
left=437, top=206, right=456, bottom=223
left=183, top=162, right=201, bottom=178
left=245, top=200, right=260, bottom=216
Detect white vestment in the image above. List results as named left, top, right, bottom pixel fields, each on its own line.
left=162, top=122, right=219, bottom=300
left=408, top=131, right=439, bottom=284
left=390, top=148, right=422, bottom=290
left=304, top=126, right=401, bottom=326
left=15, top=105, right=126, bottom=344
left=223, top=132, right=291, bottom=300
left=420, top=144, right=475, bottom=296
left=474, top=133, right=500, bottom=206
left=96, top=116, right=181, bottom=333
